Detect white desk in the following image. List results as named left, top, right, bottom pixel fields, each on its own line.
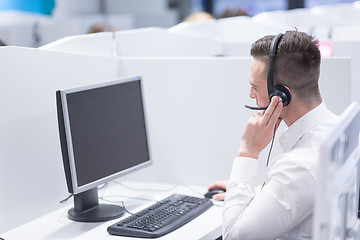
left=0, top=181, right=223, bottom=239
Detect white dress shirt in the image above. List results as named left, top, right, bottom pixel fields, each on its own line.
left=222, top=102, right=339, bottom=240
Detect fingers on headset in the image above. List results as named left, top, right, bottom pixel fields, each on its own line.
left=264, top=97, right=282, bottom=126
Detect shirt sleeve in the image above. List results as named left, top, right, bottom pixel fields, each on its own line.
left=222, top=156, right=316, bottom=240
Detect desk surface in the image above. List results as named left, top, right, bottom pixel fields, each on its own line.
left=1, top=181, right=223, bottom=240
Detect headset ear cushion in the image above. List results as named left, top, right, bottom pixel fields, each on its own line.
left=274, top=85, right=291, bottom=106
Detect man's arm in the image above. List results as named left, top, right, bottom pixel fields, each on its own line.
left=222, top=156, right=316, bottom=239
left=206, top=97, right=282, bottom=201
left=222, top=97, right=285, bottom=239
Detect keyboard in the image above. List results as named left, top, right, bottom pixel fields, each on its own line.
left=107, top=194, right=213, bottom=238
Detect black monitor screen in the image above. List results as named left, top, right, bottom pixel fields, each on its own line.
left=61, top=77, right=150, bottom=190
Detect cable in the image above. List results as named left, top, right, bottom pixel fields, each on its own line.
left=261, top=125, right=277, bottom=189
left=58, top=183, right=108, bottom=204
left=59, top=194, right=73, bottom=204
left=266, top=125, right=277, bottom=167
left=113, top=181, right=179, bottom=192
left=98, top=183, right=108, bottom=190
left=100, top=194, right=158, bottom=204
left=58, top=182, right=185, bottom=204
left=113, top=181, right=205, bottom=197
left=59, top=181, right=209, bottom=208
left=99, top=197, right=136, bottom=215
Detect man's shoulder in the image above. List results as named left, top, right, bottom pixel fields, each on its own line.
left=306, top=111, right=340, bottom=142
left=269, top=148, right=321, bottom=184
left=273, top=147, right=320, bottom=168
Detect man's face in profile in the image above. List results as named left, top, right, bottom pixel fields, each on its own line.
left=249, top=58, right=268, bottom=108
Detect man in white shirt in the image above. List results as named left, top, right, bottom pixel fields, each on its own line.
left=209, top=30, right=339, bottom=239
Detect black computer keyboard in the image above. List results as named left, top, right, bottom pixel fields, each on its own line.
left=107, top=194, right=213, bottom=238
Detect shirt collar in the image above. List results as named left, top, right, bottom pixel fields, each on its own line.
left=279, top=102, right=331, bottom=152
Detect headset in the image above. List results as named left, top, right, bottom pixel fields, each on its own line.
left=245, top=33, right=291, bottom=110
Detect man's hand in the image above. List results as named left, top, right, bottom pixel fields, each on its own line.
left=207, top=181, right=227, bottom=201
left=238, top=96, right=283, bottom=159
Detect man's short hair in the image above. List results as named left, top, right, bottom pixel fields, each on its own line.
left=250, top=30, right=321, bottom=105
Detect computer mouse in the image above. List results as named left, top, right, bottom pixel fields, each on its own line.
left=204, top=189, right=226, bottom=199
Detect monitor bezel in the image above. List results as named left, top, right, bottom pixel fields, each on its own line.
left=59, top=76, right=152, bottom=194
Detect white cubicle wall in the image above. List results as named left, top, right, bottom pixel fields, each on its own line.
left=40, top=28, right=223, bottom=57
left=331, top=25, right=360, bottom=41
left=36, top=14, right=134, bottom=47
left=252, top=2, right=360, bottom=37
left=118, top=57, right=252, bottom=186
left=115, top=56, right=351, bottom=187
left=332, top=41, right=360, bottom=104
left=216, top=17, right=287, bottom=57
left=0, top=7, right=176, bottom=48
left=0, top=44, right=351, bottom=233
left=169, top=16, right=288, bottom=57
left=168, top=19, right=219, bottom=41
left=310, top=2, right=360, bottom=26
left=40, top=32, right=115, bottom=57
left=0, top=47, right=119, bottom=233
left=0, top=10, right=134, bottom=48
left=217, top=16, right=288, bottom=43
left=114, top=28, right=222, bottom=57
left=253, top=8, right=323, bottom=33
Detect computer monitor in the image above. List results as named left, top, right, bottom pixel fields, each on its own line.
left=313, top=102, right=360, bottom=239
left=56, top=76, right=151, bottom=222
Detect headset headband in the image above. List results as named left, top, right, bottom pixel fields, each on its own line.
left=267, top=33, right=283, bottom=99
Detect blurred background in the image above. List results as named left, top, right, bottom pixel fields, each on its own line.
left=0, top=0, right=357, bottom=47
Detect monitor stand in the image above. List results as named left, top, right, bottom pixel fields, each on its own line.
left=68, top=187, right=125, bottom=222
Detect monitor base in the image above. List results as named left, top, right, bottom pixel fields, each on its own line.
left=68, top=204, right=125, bottom=222
left=68, top=188, right=125, bottom=222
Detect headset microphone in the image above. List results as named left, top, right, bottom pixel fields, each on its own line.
left=245, top=33, right=291, bottom=111
left=244, top=105, right=267, bottom=110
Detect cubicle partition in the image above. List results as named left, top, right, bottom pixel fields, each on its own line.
left=117, top=57, right=253, bottom=187
left=168, top=19, right=219, bottom=40
left=114, top=28, right=222, bottom=57
left=40, top=32, right=115, bottom=57
left=216, top=17, right=287, bottom=57
left=41, top=27, right=223, bottom=57
left=36, top=14, right=134, bottom=47
left=332, top=41, right=360, bottom=104
left=0, top=44, right=352, bottom=234
left=0, top=47, right=118, bottom=232
left=115, top=56, right=351, bottom=187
